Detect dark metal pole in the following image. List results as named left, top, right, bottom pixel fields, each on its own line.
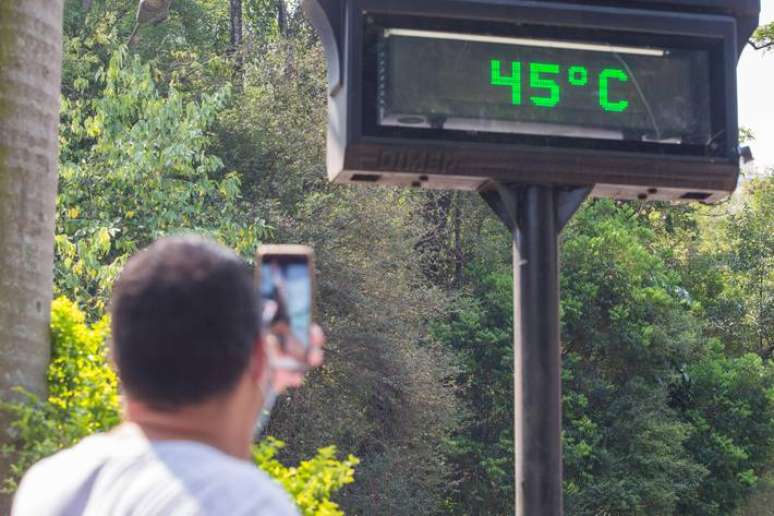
left=513, top=185, right=562, bottom=516
left=481, top=184, right=589, bottom=516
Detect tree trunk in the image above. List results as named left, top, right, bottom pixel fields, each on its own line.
left=229, top=0, right=243, bottom=49
left=453, top=193, right=464, bottom=288
left=229, top=0, right=243, bottom=87
left=275, top=0, right=288, bottom=37
left=415, top=192, right=453, bottom=286
left=229, top=0, right=243, bottom=59
left=0, top=0, right=63, bottom=507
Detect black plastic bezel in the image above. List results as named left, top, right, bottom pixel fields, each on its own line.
left=346, top=0, right=739, bottom=163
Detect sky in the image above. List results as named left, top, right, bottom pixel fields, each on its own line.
left=737, top=3, right=774, bottom=170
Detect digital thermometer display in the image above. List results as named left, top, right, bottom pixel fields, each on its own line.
left=373, top=27, right=714, bottom=148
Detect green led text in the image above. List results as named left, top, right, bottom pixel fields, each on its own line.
left=489, top=59, right=630, bottom=113
left=599, top=68, right=630, bottom=112
left=530, top=62, right=561, bottom=107
left=490, top=60, right=522, bottom=105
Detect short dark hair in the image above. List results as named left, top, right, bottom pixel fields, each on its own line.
left=110, top=235, right=259, bottom=408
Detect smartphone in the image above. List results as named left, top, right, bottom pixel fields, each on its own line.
left=255, top=245, right=315, bottom=370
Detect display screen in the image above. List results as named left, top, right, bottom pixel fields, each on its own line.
left=260, top=257, right=311, bottom=354
left=373, top=27, right=715, bottom=148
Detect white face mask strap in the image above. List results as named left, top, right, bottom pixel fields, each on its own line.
left=253, top=368, right=278, bottom=440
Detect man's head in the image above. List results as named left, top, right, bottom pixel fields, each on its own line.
left=110, top=235, right=260, bottom=409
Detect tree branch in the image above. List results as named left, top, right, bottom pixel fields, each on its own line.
left=749, top=39, right=774, bottom=51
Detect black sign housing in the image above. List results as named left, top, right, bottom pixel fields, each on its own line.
left=303, top=0, right=760, bottom=201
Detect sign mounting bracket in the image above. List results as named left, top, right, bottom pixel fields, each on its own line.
left=481, top=184, right=591, bottom=234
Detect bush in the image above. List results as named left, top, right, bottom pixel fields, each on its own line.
left=2, top=297, right=357, bottom=515
left=253, top=437, right=358, bottom=516
left=1, top=298, right=117, bottom=491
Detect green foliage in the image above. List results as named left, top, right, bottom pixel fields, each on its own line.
left=2, top=298, right=357, bottom=513
left=676, top=343, right=774, bottom=514
left=434, top=196, right=774, bottom=515
left=253, top=437, right=359, bottom=516
left=752, top=22, right=774, bottom=50
left=430, top=273, right=514, bottom=514
left=734, top=471, right=774, bottom=516
left=1, top=298, right=118, bottom=492
left=56, top=46, right=269, bottom=315
left=215, top=29, right=329, bottom=208
left=560, top=198, right=774, bottom=515
left=689, top=177, right=773, bottom=358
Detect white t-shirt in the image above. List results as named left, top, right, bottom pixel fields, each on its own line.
left=11, top=425, right=299, bottom=516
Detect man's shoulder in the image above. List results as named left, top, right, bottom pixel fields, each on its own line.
left=13, top=431, right=299, bottom=516
left=12, top=432, right=131, bottom=515
left=139, top=439, right=299, bottom=515
left=159, top=440, right=297, bottom=512
left=209, top=464, right=298, bottom=515
left=19, top=431, right=119, bottom=485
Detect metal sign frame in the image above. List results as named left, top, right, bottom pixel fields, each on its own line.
left=305, top=0, right=758, bottom=201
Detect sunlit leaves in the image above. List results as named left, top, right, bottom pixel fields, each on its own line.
left=752, top=22, right=774, bottom=51
left=1, top=298, right=117, bottom=493
left=56, top=48, right=269, bottom=316
left=253, top=437, right=359, bottom=516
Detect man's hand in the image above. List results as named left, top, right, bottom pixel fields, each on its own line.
left=267, top=324, right=325, bottom=392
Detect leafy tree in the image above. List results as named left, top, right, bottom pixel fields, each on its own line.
left=751, top=22, right=774, bottom=51
left=254, top=437, right=358, bottom=516
left=675, top=343, right=774, bottom=515
left=560, top=198, right=774, bottom=515
left=689, top=177, right=773, bottom=358
left=430, top=268, right=514, bottom=514
left=56, top=47, right=269, bottom=315
left=45, top=3, right=466, bottom=512
left=434, top=196, right=774, bottom=515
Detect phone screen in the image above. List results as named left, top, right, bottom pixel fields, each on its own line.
left=259, top=254, right=312, bottom=359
